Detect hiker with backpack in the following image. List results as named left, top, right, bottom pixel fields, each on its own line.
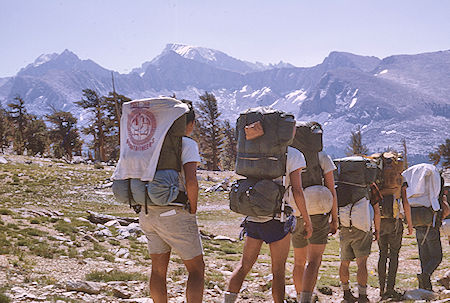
left=371, top=152, right=413, bottom=300
left=225, top=107, right=312, bottom=303
left=334, top=156, right=381, bottom=303
left=402, top=163, right=445, bottom=291
left=289, top=122, right=338, bottom=303
left=111, top=98, right=205, bottom=303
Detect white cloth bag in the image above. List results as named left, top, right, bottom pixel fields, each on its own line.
left=303, top=185, right=333, bottom=215
left=401, top=163, right=441, bottom=211
left=111, top=98, right=189, bottom=182
left=339, top=197, right=371, bottom=232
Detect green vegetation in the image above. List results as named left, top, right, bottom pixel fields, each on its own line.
left=85, top=269, right=147, bottom=282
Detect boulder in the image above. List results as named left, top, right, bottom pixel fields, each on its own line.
left=438, top=270, right=450, bottom=290
left=65, top=280, right=105, bottom=294
left=403, top=289, right=437, bottom=301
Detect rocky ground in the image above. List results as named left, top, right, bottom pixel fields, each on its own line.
left=0, top=155, right=449, bottom=303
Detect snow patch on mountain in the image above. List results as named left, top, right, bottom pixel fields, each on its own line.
left=33, top=53, right=58, bottom=67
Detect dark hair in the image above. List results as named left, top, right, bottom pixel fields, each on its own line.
left=181, top=99, right=195, bottom=124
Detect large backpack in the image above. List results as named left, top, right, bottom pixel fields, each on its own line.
left=371, top=152, right=404, bottom=218
left=230, top=107, right=296, bottom=217
left=290, top=121, right=333, bottom=215
left=291, top=121, right=323, bottom=188
left=112, top=98, right=189, bottom=213
left=334, top=156, right=380, bottom=207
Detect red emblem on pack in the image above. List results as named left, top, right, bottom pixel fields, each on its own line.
left=126, top=108, right=156, bottom=151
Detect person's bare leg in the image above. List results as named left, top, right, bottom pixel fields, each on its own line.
left=183, top=254, right=205, bottom=303
left=269, top=234, right=291, bottom=303
left=293, top=246, right=307, bottom=294
left=356, top=256, right=368, bottom=286
left=227, top=237, right=263, bottom=293
left=149, top=252, right=171, bottom=303
left=302, top=244, right=326, bottom=291
left=340, top=260, right=351, bottom=285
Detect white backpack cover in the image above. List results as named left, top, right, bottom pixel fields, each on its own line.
left=339, top=197, right=371, bottom=232
left=111, top=97, right=189, bottom=182
left=303, top=185, right=333, bottom=215
left=442, top=218, right=450, bottom=237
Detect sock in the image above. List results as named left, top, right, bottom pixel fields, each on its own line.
left=223, top=291, right=238, bottom=303
left=300, top=291, right=313, bottom=303
left=358, top=284, right=367, bottom=296
left=342, top=283, right=350, bottom=291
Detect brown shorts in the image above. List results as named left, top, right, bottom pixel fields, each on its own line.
left=139, top=206, right=203, bottom=260
left=339, top=226, right=373, bottom=261
left=292, top=214, right=330, bottom=248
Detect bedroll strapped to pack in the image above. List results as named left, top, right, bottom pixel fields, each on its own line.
left=231, top=107, right=296, bottom=218
left=290, top=121, right=323, bottom=188
left=334, top=156, right=380, bottom=207
left=111, top=98, right=190, bottom=213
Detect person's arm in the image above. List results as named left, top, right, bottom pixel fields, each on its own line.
left=323, top=171, right=338, bottom=235
left=183, top=162, right=199, bottom=214
left=290, top=168, right=312, bottom=239
left=372, top=202, right=381, bottom=241
left=401, top=185, right=414, bottom=235
left=442, top=194, right=450, bottom=218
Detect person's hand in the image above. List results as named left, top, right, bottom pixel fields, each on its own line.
left=407, top=226, right=414, bottom=236
left=329, top=219, right=338, bottom=235
left=373, top=229, right=380, bottom=241
left=304, top=220, right=313, bottom=239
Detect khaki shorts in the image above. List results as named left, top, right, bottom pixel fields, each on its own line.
left=339, top=226, right=373, bottom=261
left=139, top=206, right=203, bottom=260
left=292, top=214, right=330, bottom=248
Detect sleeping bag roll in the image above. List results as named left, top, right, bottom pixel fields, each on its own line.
left=303, top=185, right=333, bottom=215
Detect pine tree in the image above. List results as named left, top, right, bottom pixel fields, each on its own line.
left=429, top=139, right=450, bottom=168
left=196, top=92, right=224, bottom=170
left=221, top=120, right=237, bottom=170
left=346, top=126, right=368, bottom=156
left=75, top=89, right=108, bottom=161
left=46, top=111, right=82, bottom=160
left=7, top=96, right=28, bottom=155
left=103, top=92, right=131, bottom=160
left=0, top=107, right=12, bottom=153
left=402, top=138, right=408, bottom=169
left=24, top=115, right=49, bottom=156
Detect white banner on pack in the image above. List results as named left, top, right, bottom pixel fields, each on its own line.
left=402, top=163, right=441, bottom=211
left=111, top=98, right=189, bottom=181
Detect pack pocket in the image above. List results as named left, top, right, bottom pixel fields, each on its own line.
left=147, top=169, right=180, bottom=206
left=229, top=178, right=284, bottom=217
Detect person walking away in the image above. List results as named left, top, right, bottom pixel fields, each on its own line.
left=371, top=152, right=413, bottom=299
left=112, top=98, right=204, bottom=303
left=224, top=108, right=312, bottom=303
left=334, top=156, right=381, bottom=303
left=402, top=163, right=444, bottom=291
left=289, top=122, right=338, bottom=303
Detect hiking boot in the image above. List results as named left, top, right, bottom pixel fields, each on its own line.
left=384, top=289, right=403, bottom=300
left=357, top=294, right=370, bottom=303
left=343, top=290, right=357, bottom=303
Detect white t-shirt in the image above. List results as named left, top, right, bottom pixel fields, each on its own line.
left=318, top=151, right=337, bottom=175
left=247, top=147, right=306, bottom=222
left=178, top=137, right=201, bottom=192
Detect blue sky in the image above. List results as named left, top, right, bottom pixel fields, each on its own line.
left=1, top=0, right=449, bottom=77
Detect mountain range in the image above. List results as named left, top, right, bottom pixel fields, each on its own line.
left=1, top=43, right=449, bottom=162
